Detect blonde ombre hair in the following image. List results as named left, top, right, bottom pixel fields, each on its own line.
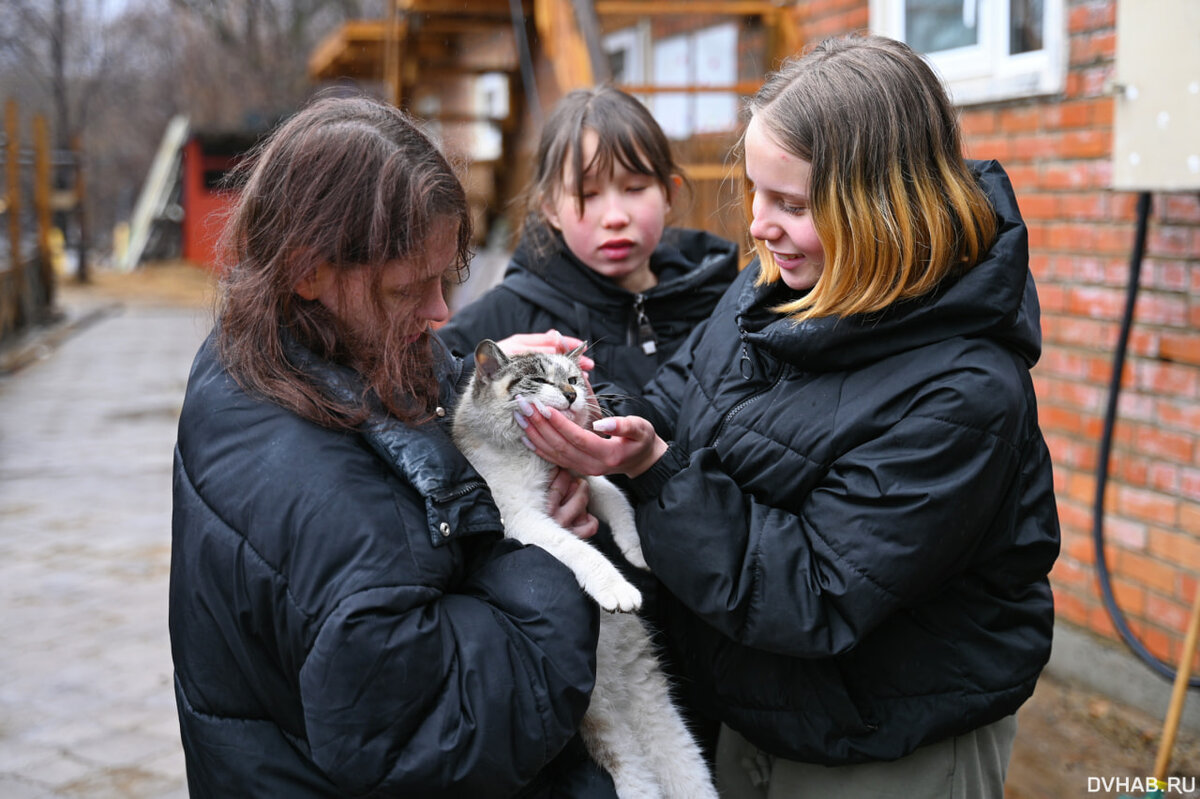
left=745, top=35, right=997, bottom=321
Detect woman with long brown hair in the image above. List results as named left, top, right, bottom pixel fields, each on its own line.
left=170, top=94, right=613, bottom=797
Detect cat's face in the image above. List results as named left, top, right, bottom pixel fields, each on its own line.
left=472, top=340, right=593, bottom=427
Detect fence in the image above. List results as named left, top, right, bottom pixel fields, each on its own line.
left=0, top=96, right=82, bottom=346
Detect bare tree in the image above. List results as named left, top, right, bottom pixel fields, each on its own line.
left=0, top=0, right=381, bottom=275
left=0, top=0, right=117, bottom=147
left=168, top=0, right=376, bottom=127
left=0, top=0, right=122, bottom=279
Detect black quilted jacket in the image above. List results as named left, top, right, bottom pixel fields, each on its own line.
left=170, top=335, right=613, bottom=797
left=617, top=160, right=1061, bottom=765
left=438, top=227, right=739, bottom=394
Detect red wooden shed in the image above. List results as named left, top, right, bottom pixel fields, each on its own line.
left=180, top=131, right=261, bottom=268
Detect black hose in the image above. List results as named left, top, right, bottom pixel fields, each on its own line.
left=1092, top=191, right=1199, bottom=686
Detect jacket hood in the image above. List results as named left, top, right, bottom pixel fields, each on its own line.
left=506, top=226, right=739, bottom=313
left=738, top=160, right=1041, bottom=372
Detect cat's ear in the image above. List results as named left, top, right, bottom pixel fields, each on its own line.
left=473, top=339, right=508, bottom=382
left=566, top=342, right=588, bottom=361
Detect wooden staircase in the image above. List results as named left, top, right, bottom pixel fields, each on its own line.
left=309, top=0, right=806, bottom=250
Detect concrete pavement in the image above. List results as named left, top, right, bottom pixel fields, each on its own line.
left=4, top=264, right=1200, bottom=798
left=0, top=247, right=508, bottom=798
left=0, top=293, right=210, bottom=797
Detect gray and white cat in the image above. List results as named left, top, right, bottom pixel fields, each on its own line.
left=452, top=340, right=717, bottom=799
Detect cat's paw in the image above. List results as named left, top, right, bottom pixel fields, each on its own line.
left=590, top=577, right=642, bottom=614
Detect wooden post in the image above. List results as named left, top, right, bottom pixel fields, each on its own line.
left=535, top=0, right=595, bottom=92
left=383, top=0, right=401, bottom=107
left=71, top=134, right=88, bottom=284
left=6, top=98, right=25, bottom=329
left=766, top=6, right=805, bottom=68
left=569, top=0, right=609, bottom=84
left=33, top=113, right=54, bottom=310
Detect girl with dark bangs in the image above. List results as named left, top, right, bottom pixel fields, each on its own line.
left=437, top=85, right=740, bottom=396
left=170, top=94, right=614, bottom=797
left=438, top=88, right=741, bottom=767
left=518, top=35, right=1059, bottom=799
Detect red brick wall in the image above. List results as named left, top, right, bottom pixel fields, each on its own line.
left=786, top=1, right=1200, bottom=666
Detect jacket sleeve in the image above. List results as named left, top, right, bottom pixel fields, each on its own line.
left=298, top=536, right=598, bottom=798
left=629, top=412, right=1021, bottom=658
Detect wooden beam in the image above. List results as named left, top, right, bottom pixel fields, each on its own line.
left=401, top=0, right=516, bottom=17
left=767, top=5, right=805, bottom=65
left=535, top=0, right=594, bottom=91
left=681, top=163, right=743, bottom=180
left=5, top=99, right=25, bottom=328
left=309, top=20, right=388, bottom=79
left=411, top=17, right=520, bottom=34
left=571, top=0, right=610, bottom=84
left=32, top=114, right=54, bottom=307
left=383, top=0, right=403, bottom=105
left=618, top=80, right=761, bottom=95
left=594, top=1, right=775, bottom=15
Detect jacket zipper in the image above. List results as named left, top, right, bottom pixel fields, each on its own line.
left=631, top=294, right=658, bottom=355
left=433, top=479, right=486, bottom=504
left=710, top=339, right=784, bottom=448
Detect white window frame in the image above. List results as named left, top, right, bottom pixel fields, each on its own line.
left=869, top=0, right=1066, bottom=105
left=604, top=23, right=651, bottom=85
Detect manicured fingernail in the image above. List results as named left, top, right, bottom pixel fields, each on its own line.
left=593, top=418, right=615, bottom=433
left=521, top=436, right=536, bottom=451
left=533, top=399, right=551, bottom=419
left=515, top=394, right=533, bottom=416
left=513, top=411, right=528, bottom=429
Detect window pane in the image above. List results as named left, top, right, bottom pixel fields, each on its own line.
left=1010, top=0, right=1044, bottom=53
left=609, top=49, right=629, bottom=82
left=906, top=0, right=979, bottom=53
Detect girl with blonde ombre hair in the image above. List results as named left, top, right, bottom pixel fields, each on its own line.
left=517, top=34, right=1059, bottom=799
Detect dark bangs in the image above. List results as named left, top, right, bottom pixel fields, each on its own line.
left=564, top=113, right=668, bottom=214
left=539, top=86, right=679, bottom=215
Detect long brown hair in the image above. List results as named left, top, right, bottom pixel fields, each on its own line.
left=745, top=34, right=997, bottom=320
left=216, top=93, right=472, bottom=428
left=521, top=85, right=685, bottom=257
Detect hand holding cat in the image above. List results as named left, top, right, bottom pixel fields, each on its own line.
left=521, top=409, right=667, bottom=479
left=546, top=467, right=599, bottom=539
left=495, top=329, right=595, bottom=372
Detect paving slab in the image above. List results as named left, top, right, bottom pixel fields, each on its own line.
left=0, top=298, right=209, bottom=798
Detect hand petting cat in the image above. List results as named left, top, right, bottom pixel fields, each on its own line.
left=495, top=329, right=595, bottom=372
left=521, top=409, right=668, bottom=479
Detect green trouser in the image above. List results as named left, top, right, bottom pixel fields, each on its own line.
left=715, top=715, right=1018, bottom=799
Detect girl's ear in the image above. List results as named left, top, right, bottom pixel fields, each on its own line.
left=295, top=263, right=334, bottom=302
left=541, top=199, right=563, bottom=231
left=666, top=174, right=683, bottom=210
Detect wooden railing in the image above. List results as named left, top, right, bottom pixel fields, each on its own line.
left=1, top=97, right=69, bottom=347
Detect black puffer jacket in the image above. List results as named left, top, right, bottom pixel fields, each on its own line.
left=170, top=334, right=610, bottom=797
left=438, top=227, right=739, bottom=392
left=618, top=160, right=1060, bottom=765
